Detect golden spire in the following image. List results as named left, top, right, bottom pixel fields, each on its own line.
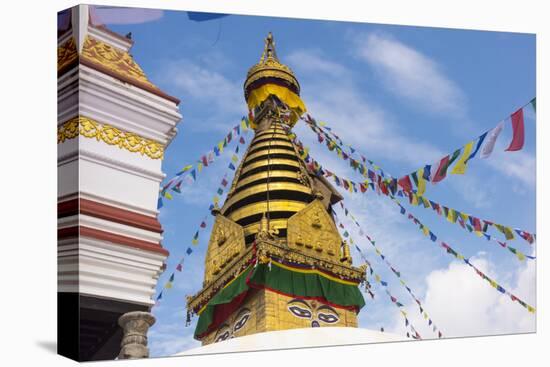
left=244, top=32, right=301, bottom=101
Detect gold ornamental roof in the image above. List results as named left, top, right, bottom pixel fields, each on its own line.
left=244, top=32, right=300, bottom=100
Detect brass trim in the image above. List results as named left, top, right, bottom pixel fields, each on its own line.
left=243, top=218, right=289, bottom=237
left=254, top=129, right=290, bottom=140
left=234, top=170, right=301, bottom=189
left=227, top=200, right=307, bottom=223
left=250, top=140, right=294, bottom=151
left=244, top=148, right=299, bottom=163
left=223, top=182, right=312, bottom=209
left=240, top=158, right=300, bottom=175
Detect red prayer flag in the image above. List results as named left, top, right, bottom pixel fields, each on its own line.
left=432, top=155, right=450, bottom=183
left=505, top=108, right=525, bottom=151
left=398, top=176, right=413, bottom=192
left=359, top=183, right=367, bottom=193
left=473, top=217, right=482, bottom=232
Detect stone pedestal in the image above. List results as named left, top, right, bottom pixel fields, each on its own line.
left=118, top=311, right=156, bottom=359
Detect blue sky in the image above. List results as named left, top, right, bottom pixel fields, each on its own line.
left=105, top=8, right=536, bottom=357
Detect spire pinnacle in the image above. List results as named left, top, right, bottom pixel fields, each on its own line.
left=260, top=32, right=278, bottom=62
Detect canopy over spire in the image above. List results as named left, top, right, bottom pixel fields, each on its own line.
left=244, top=32, right=306, bottom=125
left=244, top=32, right=301, bottom=102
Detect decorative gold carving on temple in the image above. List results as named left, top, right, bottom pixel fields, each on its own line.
left=203, top=215, right=246, bottom=286
left=57, top=37, right=78, bottom=73
left=58, top=116, right=165, bottom=159
left=287, top=200, right=342, bottom=261
left=81, top=36, right=158, bottom=89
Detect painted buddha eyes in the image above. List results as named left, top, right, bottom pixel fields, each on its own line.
left=287, top=299, right=340, bottom=325
left=233, top=309, right=251, bottom=332
left=214, top=308, right=251, bottom=342
left=288, top=305, right=312, bottom=319
left=215, top=325, right=231, bottom=342
left=317, top=312, right=338, bottom=324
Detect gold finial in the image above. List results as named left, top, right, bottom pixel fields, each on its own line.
left=260, top=32, right=278, bottom=62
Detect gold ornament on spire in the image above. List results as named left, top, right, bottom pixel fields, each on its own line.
left=244, top=33, right=305, bottom=120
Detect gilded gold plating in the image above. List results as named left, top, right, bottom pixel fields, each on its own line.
left=244, top=148, right=299, bottom=163
left=227, top=200, right=308, bottom=223
left=58, top=116, right=164, bottom=159
left=234, top=170, right=303, bottom=190
left=240, top=158, right=300, bottom=175
left=244, top=33, right=300, bottom=97
left=203, top=215, right=246, bottom=286
left=242, top=218, right=289, bottom=237
left=223, top=182, right=312, bottom=209
left=287, top=200, right=343, bottom=262
left=250, top=140, right=294, bottom=151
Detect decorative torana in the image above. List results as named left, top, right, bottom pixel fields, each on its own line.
left=187, top=33, right=367, bottom=345
left=58, top=116, right=165, bottom=159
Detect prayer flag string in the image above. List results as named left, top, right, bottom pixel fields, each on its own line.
left=295, top=120, right=536, bottom=252
left=304, top=97, right=535, bottom=197
left=158, top=117, right=251, bottom=209
left=389, top=195, right=536, bottom=315
left=334, top=204, right=443, bottom=338
left=153, top=136, right=248, bottom=307
left=332, top=214, right=422, bottom=340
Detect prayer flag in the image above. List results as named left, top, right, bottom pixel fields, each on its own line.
left=530, top=97, right=536, bottom=112
left=176, top=263, right=183, bottom=272
left=239, top=136, right=245, bottom=144
left=398, top=176, right=413, bottom=192
left=416, top=167, right=426, bottom=195
left=451, top=140, right=474, bottom=174
left=432, top=155, right=450, bottom=183
left=423, top=165, right=431, bottom=181
left=466, top=132, right=488, bottom=163
left=480, top=121, right=504, bottom=158
left=186, top=247, right=193, bottom=255
left=217, top=188, right=223, bottom=195
left=505, top=108, right=525, bottom=151
left=228, top=163, right=236, bottom=170
left=165, top=281, right=173, bottom=289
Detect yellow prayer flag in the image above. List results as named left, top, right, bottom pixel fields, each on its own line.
left=489, top=280, right=498, bottom=288
left=164, top=191, right=173, bottom=200
left=451, top=141, right=474, bottom=174
left=165, top=282, right=173, bottom=289
left=197, top=162, right=203, bottom=173
left=516, top=251, right=526, bottom=261
left=457, top=254, right=465, bottom=261
left=423, top=312, right=428, bottom=319
left=218, top=141, right=224, bottom=153
left=474, top=231, right=483, bottom=237
left=422, top=225, right=430, bottom=236
left=447, top=208, right=457, bottom=223
left=375, top=274, right=381, bottom=283
left=192, top=238, right=198, bottom=245
left=411, top=194, right=419, bottom=206
left=241, top=118, right=248, bottom=131
left=319, top=121, right=327, bottom=127
left=417, top=168, right=426, bottom=195
left=527, top=306, right=535, bottom=313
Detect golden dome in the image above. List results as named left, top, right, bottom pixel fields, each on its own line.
left=244, top=32, right=300, bottom=101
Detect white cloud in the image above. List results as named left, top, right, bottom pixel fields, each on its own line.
left=388, top=253, right=536, bottom=339
left=352, top=33, right=466, bottom=116
left=486, top=148, right=536, bottom=188
left=156, top=58, right=246, bottom=132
